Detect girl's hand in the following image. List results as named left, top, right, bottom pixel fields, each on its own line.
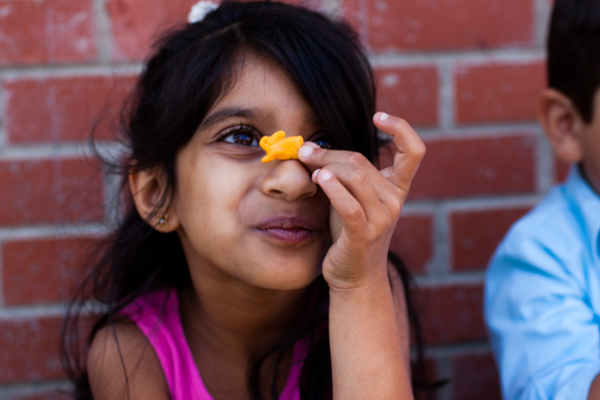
left=298, top=113, right=425, bottom=291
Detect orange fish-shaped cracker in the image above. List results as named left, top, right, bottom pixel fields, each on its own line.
left=259, top=131, right=304, bottom=163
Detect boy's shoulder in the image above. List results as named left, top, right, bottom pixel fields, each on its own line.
left=507, top=184, right=574, bottom=245
left=491, top=167, right=600, bottom=275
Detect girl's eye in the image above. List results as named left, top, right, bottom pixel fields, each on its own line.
left=309, top=132, right=334, bottom=150
left=312, top=138, right=333, bottom=150
left=221, top=129, right=260, bottom=147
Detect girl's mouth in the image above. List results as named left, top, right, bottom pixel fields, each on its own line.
left=255, top=217, right=318, bottom=244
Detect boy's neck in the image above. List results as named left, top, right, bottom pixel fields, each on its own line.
left=580, top=162, right=600, bottom=197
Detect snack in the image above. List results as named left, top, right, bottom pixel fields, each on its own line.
left=259, top=131, right=304, bottom=163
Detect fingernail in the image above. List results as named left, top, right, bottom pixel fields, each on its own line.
left=320, top=170, right=332, bottom=181
left=379, top=112, right=389, bottom=121
left=312, top=168, right=321, bottom=180
left=298, top=145, right=314, bottom=159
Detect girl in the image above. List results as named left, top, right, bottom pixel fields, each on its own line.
left=62, top=1, right=427, bottom=399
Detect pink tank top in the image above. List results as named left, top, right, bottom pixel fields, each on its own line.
left=121, top=290, right=303, bottom=400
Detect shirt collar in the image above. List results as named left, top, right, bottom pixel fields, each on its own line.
left=565, top=165, right=600, bottom=257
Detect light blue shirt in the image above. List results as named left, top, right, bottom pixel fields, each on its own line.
left=485, top=166, right=600, bottom=400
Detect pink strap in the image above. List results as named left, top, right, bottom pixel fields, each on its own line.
left=280, top=341, right=303, bottom=400
left=122, top=290, right=210, bottom=399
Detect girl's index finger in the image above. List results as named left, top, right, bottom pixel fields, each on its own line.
left=374, top=112, right=426, bottom=193
left=298, top=142, right=375, bottom=173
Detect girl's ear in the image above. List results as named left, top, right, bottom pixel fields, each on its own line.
left=128, top=167, right=180, bottom=232
left=537, top=88, right=585, bottom=163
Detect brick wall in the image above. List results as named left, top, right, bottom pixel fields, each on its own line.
left=0, top=0, right=560, bottom=398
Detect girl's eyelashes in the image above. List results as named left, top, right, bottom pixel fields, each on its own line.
left=217, top=124, right=261, bottom=147
left=312, top=139, right=333, bottom=150
left=309, top=133, right=334, bottom=150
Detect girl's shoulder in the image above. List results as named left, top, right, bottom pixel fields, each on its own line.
left=87, top=293, right=172, bottom=400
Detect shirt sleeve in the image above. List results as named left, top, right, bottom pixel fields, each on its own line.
left=485, top=230, right=600, bottom=400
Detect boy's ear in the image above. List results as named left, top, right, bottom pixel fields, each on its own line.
left=128, top=167, right=180, bottom=232
left=537, top=88, right=585, bottom=163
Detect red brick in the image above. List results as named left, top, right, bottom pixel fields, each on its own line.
left=4, top=76, right=135, bottom=143
left=108, top=0, right=322, bottom=60
left=342, top=0, right=533, bottom=51
left=375, top=66, right=438, bottom=127
left=418, top=283, right=486, bottom=345
left=2, top=237, right=99, bottom=305
left=452, top=352, right=502, bottom=400
left=0, top=317, right=64, bottom=383
left=0, top=158, right=104, bottom=226
left=253, top=0, right=321, bottom=6
left=451, top=207, right=530, bottom=271
left=390, top=214, right=433, bottom=275
left=455, top=62, right=545, bottom=123
left=337, top=0, right=364, bottom=39
left=108, top=0, right=198, bottom=60
left=0, top=0, right=96, bottom=65
left=398, top=133, right=536, bottom=200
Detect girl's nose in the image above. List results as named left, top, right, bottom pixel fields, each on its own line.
left=260, top=159, right=318, bottom=201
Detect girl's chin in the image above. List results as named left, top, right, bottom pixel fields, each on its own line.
left=248, top=267, right=322, bottom=291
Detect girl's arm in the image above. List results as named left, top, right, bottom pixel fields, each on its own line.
left=87, top=321, right=170, bottom=400
left=327, top=267, right=412, bottom=400
left=328, top=266, right=413, bottom=399
left=388, top=261, right=412, bottom=373
left=298, top=112, right=424, bottom=400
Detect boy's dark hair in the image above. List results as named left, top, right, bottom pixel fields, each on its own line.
left=548, top=0, right=600, bottom=123
left=61, top=1, right=434, bottom=399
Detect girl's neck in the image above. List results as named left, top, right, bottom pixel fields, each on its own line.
left=177, top=283, right=306, bottom=400
left=178, top=280, right=307, bottom=357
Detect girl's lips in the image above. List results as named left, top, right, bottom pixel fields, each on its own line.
left=255, top=217, right=319, bottom=244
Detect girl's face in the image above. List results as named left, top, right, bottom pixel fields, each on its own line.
left=172, top=53, right=332, bottom=291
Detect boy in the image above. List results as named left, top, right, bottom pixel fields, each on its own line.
left=484, top=0, right=600, bottom=399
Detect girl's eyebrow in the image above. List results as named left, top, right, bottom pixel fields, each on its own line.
left=199, top=107, right=256, bottom=128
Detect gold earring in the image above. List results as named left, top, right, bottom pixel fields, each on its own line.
left=158, top=214, right=169, bottom=227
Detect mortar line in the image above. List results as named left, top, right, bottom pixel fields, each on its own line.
left=0, top=380, right=71, bottom=400
left=438, top=58, right=455, bottom=129
left=424, top=341, right=494, bottom=358
left=0, top=303, right=70, bottom=319
left=414, top=123, right=541, bottom=137
left=427, top=201, right=450, bottom=276
left=0, top=69, right=7, bottom=148
left=0, top=63, right=143, bottom=79
left=0, top=241, right=4, bottom=308
left=438, top=195, right=541, bottom=211
left=534, top=0, right=552, bottom=48
left=415, top=270, right=486, bottom=286
left=0, top=223, right=109, bottom=241
left=93, top=0, right=112, bottom=63
left=368, top=48, right=545, bottom=67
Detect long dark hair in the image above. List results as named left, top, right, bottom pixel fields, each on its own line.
left=61, top=1, right=432, bottom=399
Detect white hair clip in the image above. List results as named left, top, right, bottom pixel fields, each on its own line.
left=188, top=1, right=219, bottom=24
